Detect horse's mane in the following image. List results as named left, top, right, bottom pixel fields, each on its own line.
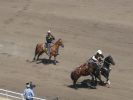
left=54, top=38, right=62, bottom=44
left=105, top=55, right=112, bottom=61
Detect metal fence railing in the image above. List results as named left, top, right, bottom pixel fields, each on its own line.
left=0, top=89, right=46, bottom=100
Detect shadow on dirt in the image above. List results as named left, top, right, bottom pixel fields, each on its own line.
left=35, top=58, right=59, bottom=65
left=68, top=79, right=97, bottom=89
left=68, top=79, right=106, bottom=89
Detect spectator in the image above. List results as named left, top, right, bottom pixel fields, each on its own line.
left=23, top=83, right=34, bottom=100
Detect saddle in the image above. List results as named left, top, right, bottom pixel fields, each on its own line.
left=87, top=58, right=103, bottom=69
left=45, top=43, right=48, bottom=48
left=45, top=43, right=54, bottom=48
left=87, top=59, right=94, bottom=67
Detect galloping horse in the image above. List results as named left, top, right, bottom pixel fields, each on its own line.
left=101, top=55, right=115, bottom=87
left=33, top=39, right=64, bottom=64
left=70, top=62, right=103, bottom=89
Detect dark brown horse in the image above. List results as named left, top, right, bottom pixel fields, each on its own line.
left=101, top=55, right=115, bottom=87
left=33, top=39, right=64, bottom=64
left=71, top=62, right=103, bottom=89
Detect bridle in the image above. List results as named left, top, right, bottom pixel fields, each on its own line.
left=104, top=60, right=111, bottom=65
left=104, top=57, right=112, bottom=66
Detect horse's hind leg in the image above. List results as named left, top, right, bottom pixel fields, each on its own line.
left=97, top=74, right=104, bottom=85
left=90, top=73, right=97, bottom=86
left=33, top=45, right=39, bottom=61
left=73, top=80, right=77, bottom=89
left=33, top=52, right=37, bottom=61
left=105, top=72, right=111, bottom=87
left=37, top=52, right=42, bottom=60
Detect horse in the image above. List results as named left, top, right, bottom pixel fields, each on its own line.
left=100, top=55, right=115, bottom=87
left=33, top=39, right=64, bottom=64
left=70, top=62, right=103, bottom=89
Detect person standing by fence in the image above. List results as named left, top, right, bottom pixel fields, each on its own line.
left=23, top=83, right=34, bottom=100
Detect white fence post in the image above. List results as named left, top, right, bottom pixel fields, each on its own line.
left=21, top=94, right=25, bottom=100
left=5, top=90, right=8, bottom=99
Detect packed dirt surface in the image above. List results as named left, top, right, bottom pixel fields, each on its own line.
left=0, top=97, right=11, bottom=100
left=0, top=0, right=133, bottom=100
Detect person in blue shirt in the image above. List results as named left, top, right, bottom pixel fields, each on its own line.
left=23, top=83, right=34, bottom=100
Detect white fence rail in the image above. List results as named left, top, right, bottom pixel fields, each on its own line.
left=0, top=89, right=46, bottom=100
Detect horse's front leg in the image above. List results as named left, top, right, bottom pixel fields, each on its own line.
left=97, top=72, right=104, bottom=85
left=107, top=79, right=110, bottom=85
left=106, top=72, right=111, bottom=88
left=102, top=69, right=111, bottom=87
left=90, top=73, right=95, bottom=85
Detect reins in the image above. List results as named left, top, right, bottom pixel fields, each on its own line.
left=104, top=60, right=111, bottom=65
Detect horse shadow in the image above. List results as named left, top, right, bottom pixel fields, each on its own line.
left=68, top=79, right=106, bottom=90
left=68, top=79, right=97, bottom=89
left=35, top=58, right=59, bottom=65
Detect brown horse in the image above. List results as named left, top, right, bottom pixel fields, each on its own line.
left=33, top=39, right=64, bottom=64
left=71, top=62, right=103, bottom=89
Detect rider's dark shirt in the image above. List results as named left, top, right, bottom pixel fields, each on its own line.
left=46, top=35, right=55, bottom=43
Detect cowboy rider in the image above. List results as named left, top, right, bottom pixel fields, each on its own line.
left=45, top=30, right=55, bottom=56
left=88, top=50, right=104, bottom=75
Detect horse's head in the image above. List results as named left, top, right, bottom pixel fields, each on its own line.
left=105, top=55, right=115, bottom=66
left=57, top=38, right=64, bottom=48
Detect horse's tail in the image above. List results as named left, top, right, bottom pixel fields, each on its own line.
left=71, top=71, right=75, bottom=81
left=71, top=70, right=80, bottom=81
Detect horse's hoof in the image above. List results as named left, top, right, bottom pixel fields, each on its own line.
left=106, top=84, right=110, bottom=88
left=53, top=62, right=56, bottom=65
left=32, top=58, right=35, bottom=61
left=100, top=82, right=106, bottom=86
left=74, top=87, right=78, bottom=90
left=90, top=86, right=97, bottom=89
left=107, top=86, right=110, bottom=88
left=53, top=61, right=57, bottom=65
left=73, top=85, right=77, bottom=89
left=56, top=61, right=59, bottom=63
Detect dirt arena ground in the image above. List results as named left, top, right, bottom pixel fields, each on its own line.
left=0, top=0, right=133, bottom=100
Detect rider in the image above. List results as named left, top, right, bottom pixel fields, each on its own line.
left=88, top=50, right=104, bottom=75
left=45, top=30, right=55, bottom=56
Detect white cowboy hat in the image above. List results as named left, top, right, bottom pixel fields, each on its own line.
left=97, top=50, right=102, bottom=54
left=47, top=30, right=51, bottom=33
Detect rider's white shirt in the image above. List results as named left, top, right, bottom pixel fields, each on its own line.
left=92, top=56, right=98, bottom=62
